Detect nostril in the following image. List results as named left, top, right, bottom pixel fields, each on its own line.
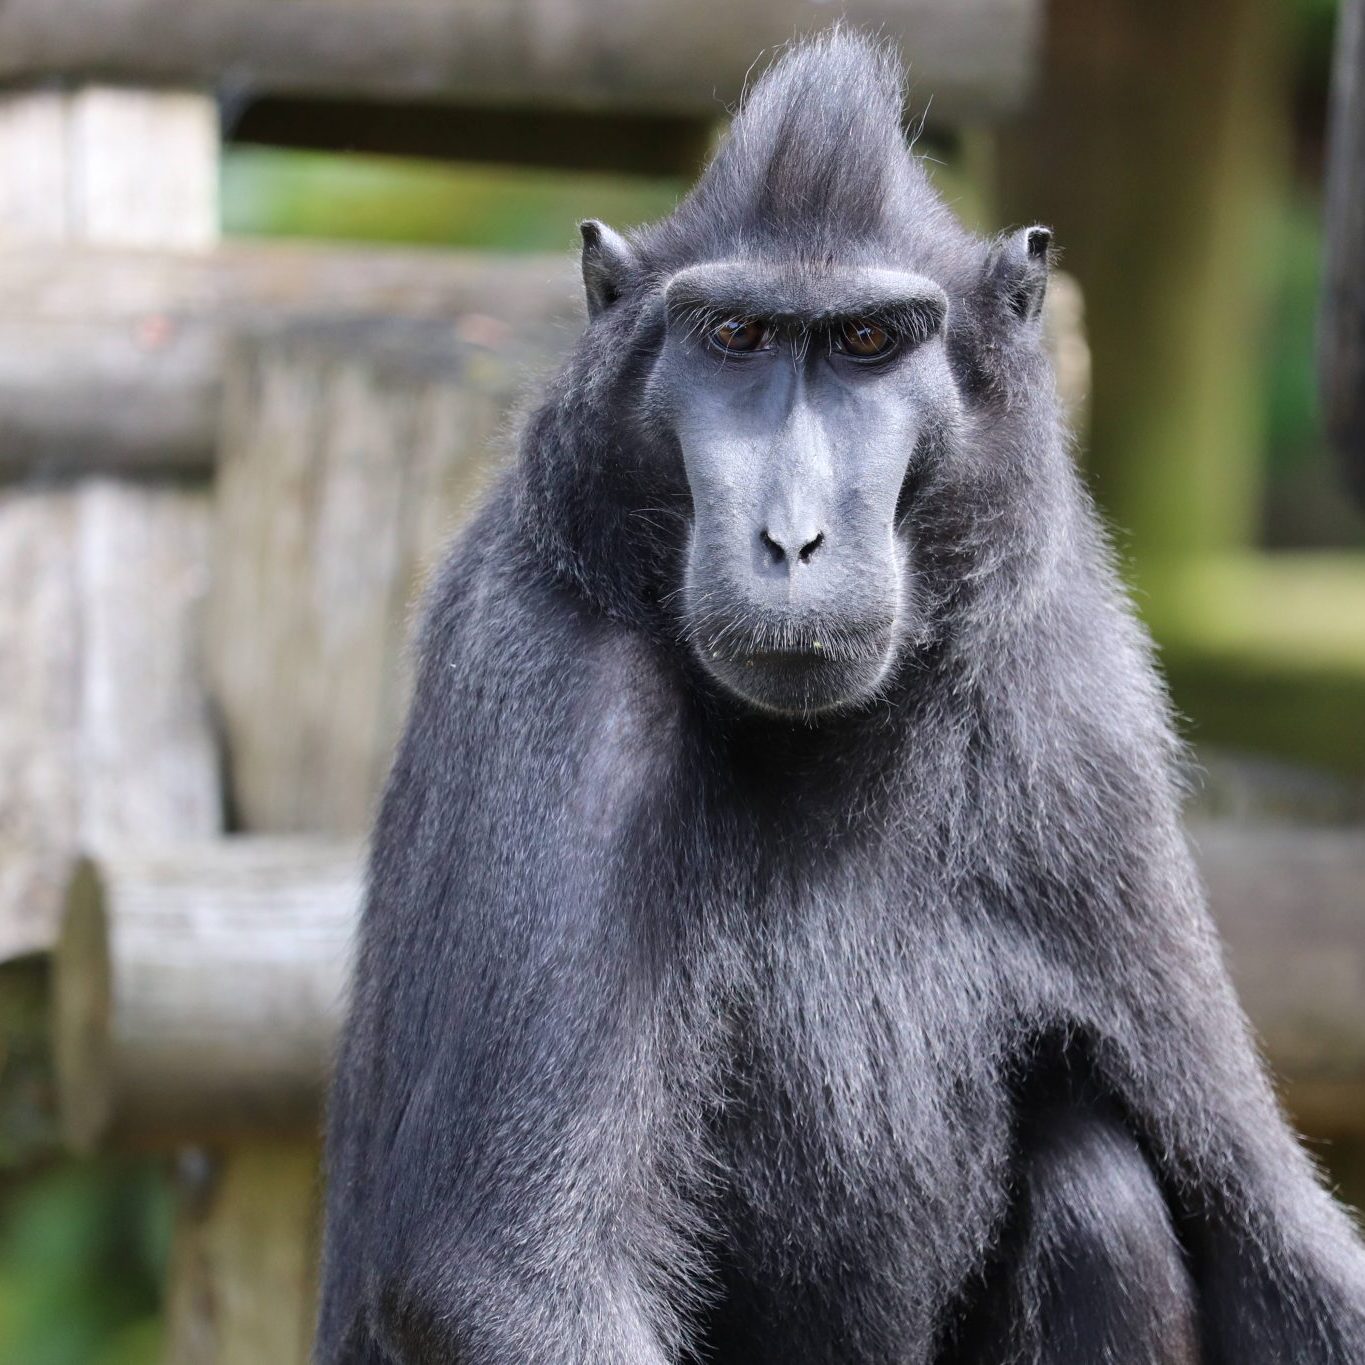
left=760, top=529, right=786, bottom=565
left=798, top=531, right=825, bottom=564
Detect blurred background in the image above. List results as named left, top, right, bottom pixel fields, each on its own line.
left=0, top=0, right=1362, bottom=1360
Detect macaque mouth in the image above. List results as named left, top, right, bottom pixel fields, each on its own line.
left=688, top=609, right=901, bottom=715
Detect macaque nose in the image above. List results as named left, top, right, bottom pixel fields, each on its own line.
left=760, top=526, right=826, bottom=566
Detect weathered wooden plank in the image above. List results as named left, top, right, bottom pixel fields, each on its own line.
left=0, top=243, right=580, bottom=475
left=0, top=86, right=223, bottom=960
left=1321, top=0, right=1365, bottom=505
left=0, top=91, right=68, bottom=239
left=0, top=74, right=325, bottom=1364
left=209, top=318, right=522, bottom=834
left=0, top=489, right=81, bottom=961
left=0, top=87, right=217, bottom=247
left=0, top=0, right=1039, bottom=122
left=49, top=822, right=1365, bottom=1148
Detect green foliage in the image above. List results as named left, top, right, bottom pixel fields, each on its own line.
left=0, top=959, right=57, bottom=1168
left=1144, top=552, right=1365, bottom=775
left=0, top=1160, right=169, bottom=1365
left=223, top=148, right=688, bottom=250
left=1288, top=0, right=1343, bottom=55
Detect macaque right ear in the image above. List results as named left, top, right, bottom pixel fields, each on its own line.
left=984, top=225, right=1052, bottom=325
left=579, top=219, right=637, bottom=318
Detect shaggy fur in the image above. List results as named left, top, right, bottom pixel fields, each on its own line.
left=317, top=30, right=1365, bottom=1364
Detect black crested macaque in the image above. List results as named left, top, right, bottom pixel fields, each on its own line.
left=317, top=30, right=1365, bottom=1365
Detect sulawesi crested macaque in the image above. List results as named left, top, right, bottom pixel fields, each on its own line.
left=318, top=30, right=1365, bottom=1365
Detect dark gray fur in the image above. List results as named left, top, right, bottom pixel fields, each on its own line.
left=317, top=30, right=1365, bottom=1364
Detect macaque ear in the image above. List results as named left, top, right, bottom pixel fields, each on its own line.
left=579, top=219, right=637, bottom=318
left=985, top=225, right=1052, bottom=324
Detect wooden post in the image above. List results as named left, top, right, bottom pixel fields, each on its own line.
left=209, top=317, right=538, bottom=835
left=0, top=87, right=225, bottom=1182
left=0, top=86, right=216, bottom=248
left=160, top=1140, right=323, bottom=1365
left=0, top=87, right=223, bottom=961
left=202, top=312, right=547, bottom=1358
left=0, top=482, right=219, bottom=963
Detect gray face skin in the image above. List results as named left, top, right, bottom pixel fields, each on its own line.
left=643, top=260, right=961, bottom=718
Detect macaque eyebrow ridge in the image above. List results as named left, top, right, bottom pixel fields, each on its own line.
left=663, top=262, right=948, bottom=334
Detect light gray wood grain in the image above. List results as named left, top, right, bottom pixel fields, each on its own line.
left=0, top=490, right=81, bottom=960
left=0, top=0, right=1040, bottom=122
left=0, top=81, right=225, bottom=1197
left=0, top=87, right=217, bottom=247
left=0, top=483, right=220, bottom=961
left=0, top=84, right=223, bottom=965
left=55, top=841, right=358, bottom=1151
left=0, top=91, right=69, bottom=239
left=209, top=317, right=528, bottom=835
left=0, top=243, right=581, bottom=474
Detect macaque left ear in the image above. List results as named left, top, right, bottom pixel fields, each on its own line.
left=579, top=219, right=637, bottom=318
left=985, top=225, right=1052, bottom=324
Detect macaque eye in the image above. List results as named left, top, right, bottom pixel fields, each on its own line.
left=835, top=319, right=896, bottom=359
left=709, top=318, right=769, bottom=354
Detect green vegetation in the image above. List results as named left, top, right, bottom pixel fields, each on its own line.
left=1146, top=554, right=1365, bottom=772
left=223, top=148, right=688, bottom=250
left=0, top=1160, right=168, bottom=1365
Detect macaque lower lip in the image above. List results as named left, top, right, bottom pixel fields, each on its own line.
left=701, top=646, right=895, bottom=716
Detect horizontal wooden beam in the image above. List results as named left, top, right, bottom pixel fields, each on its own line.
left=0, top=242, right=580, bottom=475
left=0, top=243, right=1090, bottom=477
left=49, top=822, right=1365, bottom=1151
left=55, top=842, right=359, bottom=1152
left=0, top=1, right=1038, bottom=123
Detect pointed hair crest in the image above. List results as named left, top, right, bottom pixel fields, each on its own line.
left=648, top=29, right=945, bottom=266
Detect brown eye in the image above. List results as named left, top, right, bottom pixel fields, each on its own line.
left=709, top=318, right=768, bottom=353
left=836, top=319, right=895, bottom=359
